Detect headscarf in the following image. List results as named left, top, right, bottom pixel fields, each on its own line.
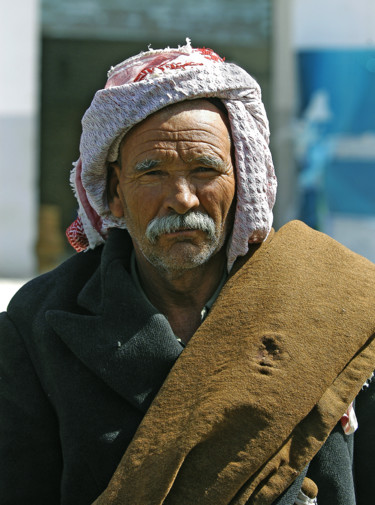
left=66, top=39, right=277, bottom=271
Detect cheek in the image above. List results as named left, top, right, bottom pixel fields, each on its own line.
left=200, top=179, right=236, bottom=220
left=222, top=180, right=236, bottom=211
left=122, top=185, right=160, bottom=229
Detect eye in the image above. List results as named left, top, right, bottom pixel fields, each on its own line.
left=194, top=166, right=215, bottom=173
left=143, top=169, right=164, bottom=176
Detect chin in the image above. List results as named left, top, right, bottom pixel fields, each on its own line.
left=143, top=242, right=222, bottom=274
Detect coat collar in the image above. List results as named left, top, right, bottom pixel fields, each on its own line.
left=46, top=229, right=183, bottom=413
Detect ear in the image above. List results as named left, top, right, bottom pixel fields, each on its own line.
left=107, top=163, right=125, bottom=218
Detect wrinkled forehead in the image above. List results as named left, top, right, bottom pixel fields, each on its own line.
left=117, top=98, right=232, bottom=159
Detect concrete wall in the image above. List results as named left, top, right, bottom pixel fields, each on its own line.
left=271, top=0, right=297, bottom=228
left=0, top=0, right=40, bottom=277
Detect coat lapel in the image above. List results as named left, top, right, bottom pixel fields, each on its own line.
left=46, top=229, right=183, bottom=413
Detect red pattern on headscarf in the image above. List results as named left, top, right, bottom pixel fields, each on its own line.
left=67, top=158, right=105, bottom=252
left=195, top=47, right=225, bottom=62
left=134, top=62, right=203, bottom=82
left=66, top=216, right=89, bottom=253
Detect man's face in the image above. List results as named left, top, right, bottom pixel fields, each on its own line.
left=109, top=100, right=236, bottom=274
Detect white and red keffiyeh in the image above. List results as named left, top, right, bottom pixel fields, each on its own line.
left=66, top=39, right=277, bottom=271
left=341, top=402, right=358, bottom=435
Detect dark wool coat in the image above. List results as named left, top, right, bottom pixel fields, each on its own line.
left=0, top=229, right=374, bottom=505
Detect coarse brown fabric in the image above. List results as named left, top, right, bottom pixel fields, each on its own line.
left=301, top=477, right=318, bottom=499
left=93, top=220, right=375, bottom=505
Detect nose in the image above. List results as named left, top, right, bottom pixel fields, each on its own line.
left=163, top=176, right=200, bottom=214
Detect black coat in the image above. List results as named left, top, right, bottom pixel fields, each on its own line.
left=0, top=229, right=374, bottom=505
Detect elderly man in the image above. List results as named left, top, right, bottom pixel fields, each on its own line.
left=1, top=41, right=375, bottom=505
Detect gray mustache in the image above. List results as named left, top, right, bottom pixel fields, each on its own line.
left=145, top=212, right=216, bottom=244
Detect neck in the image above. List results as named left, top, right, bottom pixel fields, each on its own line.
left=134, top=248, right=227, bottom=343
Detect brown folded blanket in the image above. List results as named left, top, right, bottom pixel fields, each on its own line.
left=93, top=220, right=375, bottom=505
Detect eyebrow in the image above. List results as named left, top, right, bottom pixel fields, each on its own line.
left=133, top=159, right=161, bottom=173
left=193, top=155, right=228, bottom=172
left=133, top=156, right=229, bottom=173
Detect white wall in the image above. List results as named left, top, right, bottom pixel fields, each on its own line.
left=293, top=0, right=375, bottom=48
left=0, top=0, right=40, bottom=277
